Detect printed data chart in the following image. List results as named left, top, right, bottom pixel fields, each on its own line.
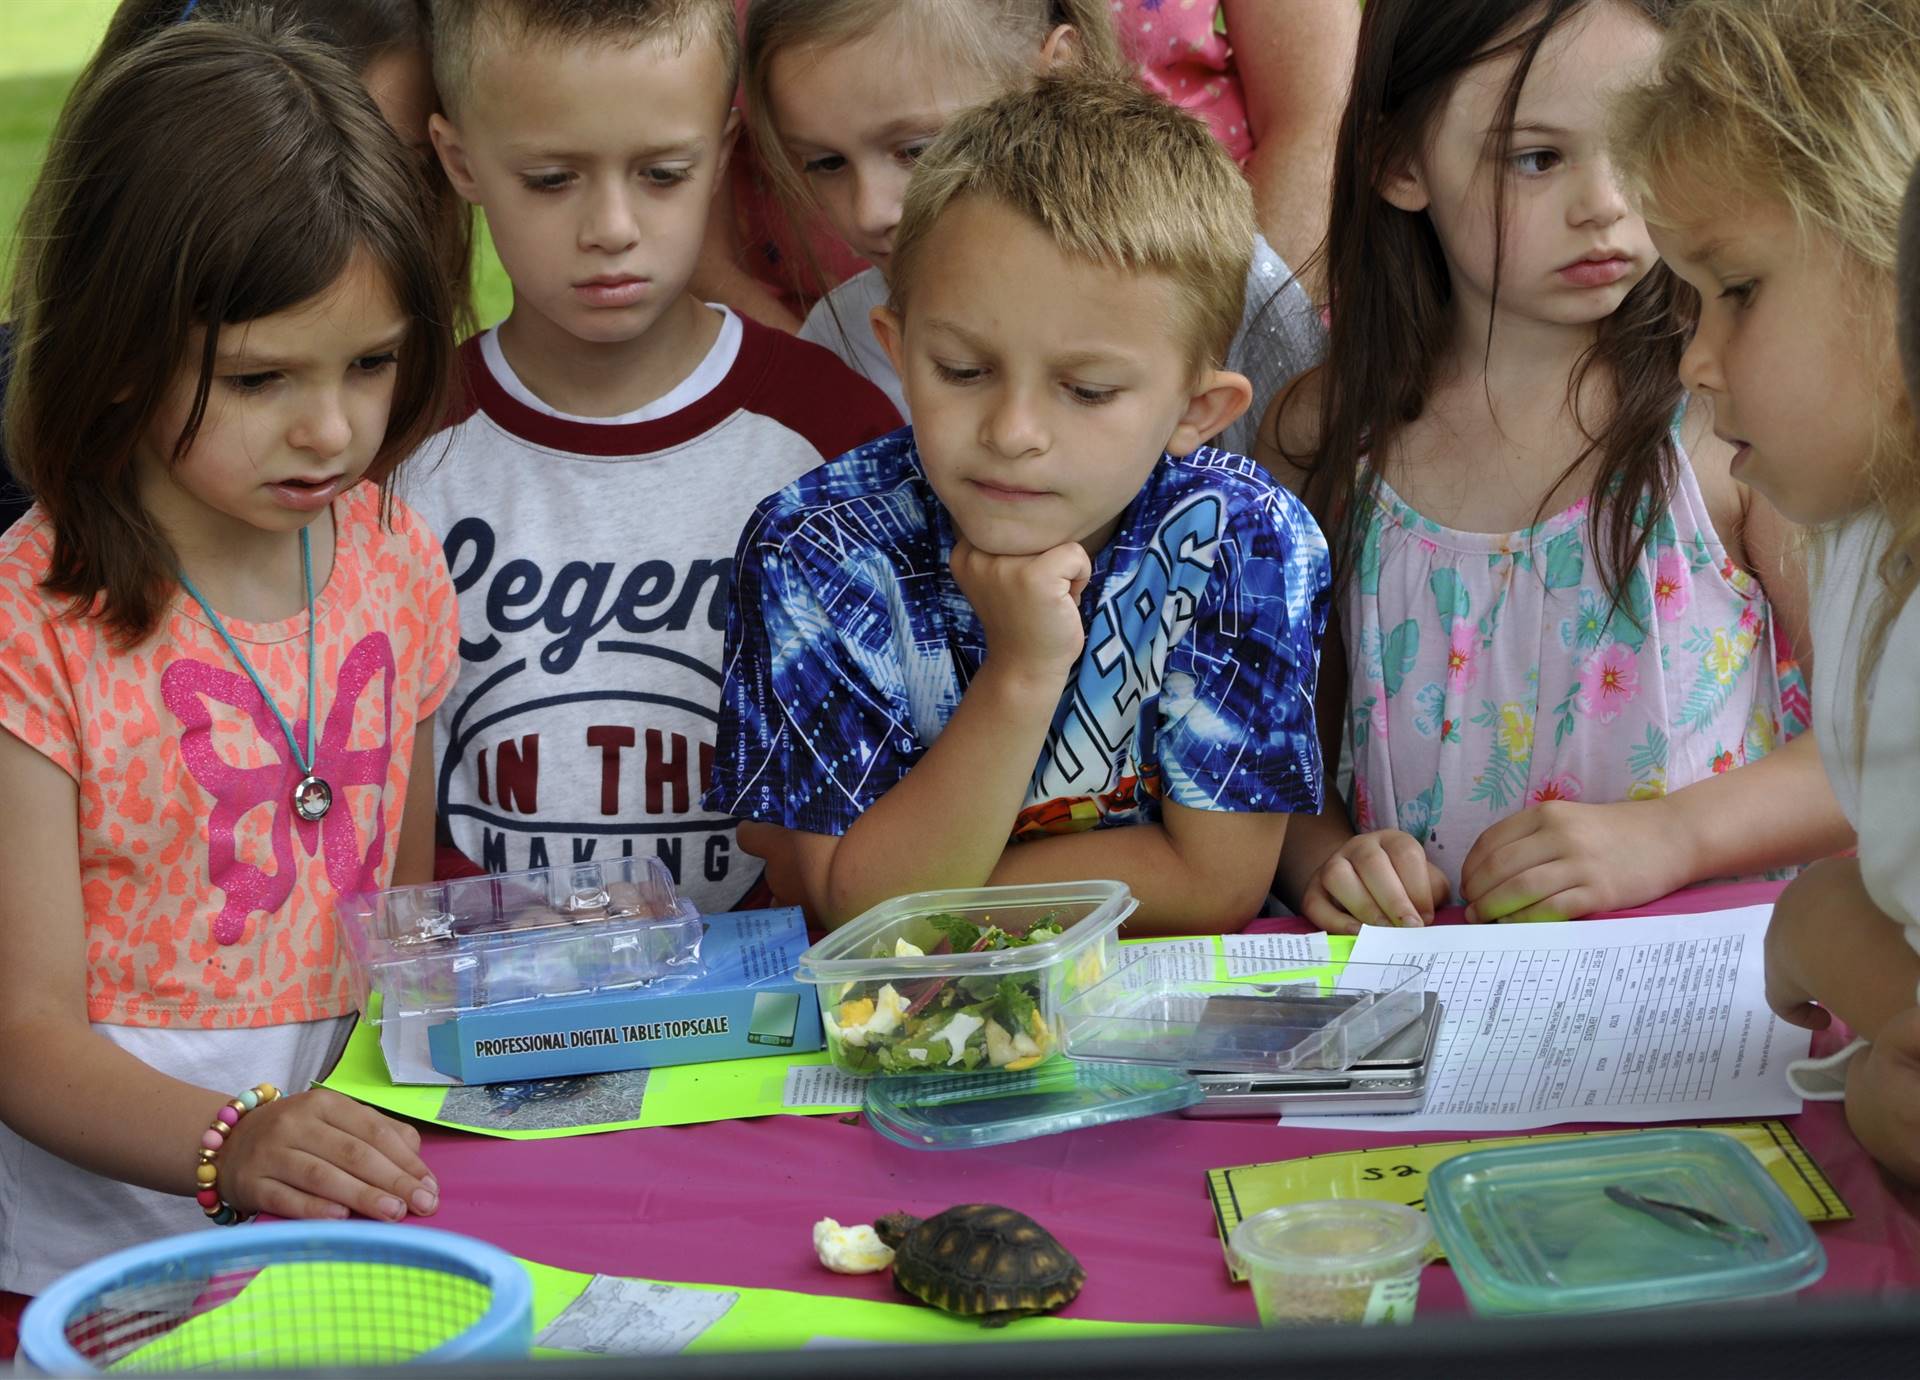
left=1286, top=907, right=1806, bottom=1132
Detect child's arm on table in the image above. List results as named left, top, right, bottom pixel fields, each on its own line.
left=1844, top=1006, right=1920, bottom=1186
left=0, top=730, right=438, bottom=1222
left=1257, top=376, right=1449, bottom=933
left=1273, top=610, right=1450, bottom=931
left=1459, top=480, right=1853, bottom=921
left=1764, top=856, right=1920, bottom=1038
left=747, top=538, right=1286, bottom=931
left=748, top=806, right=1285, bottom=936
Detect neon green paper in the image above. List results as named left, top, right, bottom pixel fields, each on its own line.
left=319, top=1017, right=853, bottom=1139
left=322, top=932, right=1350, bottom=1136
left=107, top=1254, right=1222, bottom=1369
left=520, top=1258, right=1226, bottom=1355
left=108, top=1262, right=492, bottom=1370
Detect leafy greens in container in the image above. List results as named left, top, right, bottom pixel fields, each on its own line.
left=795, top=883, right=1136, bottom=1079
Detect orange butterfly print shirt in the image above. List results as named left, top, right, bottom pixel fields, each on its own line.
left=0, top=485, right=456, bottom=1028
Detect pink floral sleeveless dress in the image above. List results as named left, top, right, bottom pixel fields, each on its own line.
left=1343, top=437, right=1809, bottom=894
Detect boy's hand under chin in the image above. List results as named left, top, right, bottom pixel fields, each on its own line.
left=949, top=537, right=1092, bottom=683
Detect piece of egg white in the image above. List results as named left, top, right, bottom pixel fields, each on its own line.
left=825, top=983, right=906, bottom=1048
left=813, top=1218, right=894, bottom=1274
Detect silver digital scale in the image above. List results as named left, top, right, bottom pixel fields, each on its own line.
left=1182, top=991, right=1442, bottom=1117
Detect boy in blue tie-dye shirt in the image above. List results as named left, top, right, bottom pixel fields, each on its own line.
left=706, top=76, right=1331, bottom=934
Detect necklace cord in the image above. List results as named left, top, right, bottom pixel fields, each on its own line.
left=174, top=526, right=317, bottom=776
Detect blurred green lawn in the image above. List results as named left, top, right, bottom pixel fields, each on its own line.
left=0, top=0, right=511, bottom=325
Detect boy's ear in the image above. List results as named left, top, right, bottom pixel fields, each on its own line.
left=1379, top=155, right=1429, bottom=214
left=870, top=305, right=906, bottom=377
left=713, top=107, right=742, bottom=185
left=1039, top=23, right=1081, bottom=71
left=429, top=114, right=483, bottom=205
left=1167, top=368, right=1254, bottom=457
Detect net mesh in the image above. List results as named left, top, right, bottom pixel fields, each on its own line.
left=56, top=1240, right=497, bottom=1371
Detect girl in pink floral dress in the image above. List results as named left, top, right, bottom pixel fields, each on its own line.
left=1261, top=0, right=1846, bottom=932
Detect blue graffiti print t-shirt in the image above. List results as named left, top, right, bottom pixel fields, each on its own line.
left=706, top=428, right=1332, bottom=840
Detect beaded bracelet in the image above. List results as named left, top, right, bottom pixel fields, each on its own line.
left=193, top=1083, right=280, bottom=1225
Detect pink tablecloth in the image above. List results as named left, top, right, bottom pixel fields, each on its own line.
left=411, top=883, right=1920, bottom=1327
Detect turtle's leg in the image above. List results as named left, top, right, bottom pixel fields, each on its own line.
left=979, top=1311, right=1034, bottom=1328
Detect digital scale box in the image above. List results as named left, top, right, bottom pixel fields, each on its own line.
left=339, top=860, right=822, bottom=1086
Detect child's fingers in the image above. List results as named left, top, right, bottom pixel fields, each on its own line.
left=303, top=1122, right=438, bottom=1217
left=1458, top=811, right=1543, bottom=898
left=274, top=1148, right=418, bottom=1222
left=1297, top=881, right=1363, bottom=936
left=1768, top=997, right=1832, bottom=1031
left=1347, top=846, right=1425, bottom=927
left=1481, top=893, right=1579, bottom=924
left=244, top=1176, right=351, bottom=1223
left=1464, top=862, right=1578, bottom=923
left=1381, top=833, right=1443, bottom=919
left=1459, top=834, right=1562, bottom=917
left=318, top=1094, right=431, bottom=1180
left=1318, top=855, right=1391, bottom=927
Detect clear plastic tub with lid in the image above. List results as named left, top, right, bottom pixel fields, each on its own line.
left=1425, top=1128, right=1826, bottom=1315
left=338, top=857, right=704, bottom=1024
left=1229, top=1201, right=1434, bottom=1327
left=795, top=881, right=1136, bottom=1077
left=1060, top=948, right=1427, bottom=1074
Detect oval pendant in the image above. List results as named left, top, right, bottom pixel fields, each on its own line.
left=293, top=774, right=333, bottom=823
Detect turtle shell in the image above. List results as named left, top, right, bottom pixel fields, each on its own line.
left=882, top=1204, right=1086, bottom=1326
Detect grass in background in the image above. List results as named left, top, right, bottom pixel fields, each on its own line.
left=0, top=0, right=512, bottom=325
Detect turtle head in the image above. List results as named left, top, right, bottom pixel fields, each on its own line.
left=874, top=1212, right=920, bottom=1247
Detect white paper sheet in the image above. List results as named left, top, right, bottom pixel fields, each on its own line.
left=1284, top=906, right=1807, bottom=1131
left=1220, top=931, right=1332, bottom=974
left=782, top=1063, right=867, bottom=1108
left=1129, top=937, right=1214, bottom=980
left=535, top=1276, right=738, bottom=1355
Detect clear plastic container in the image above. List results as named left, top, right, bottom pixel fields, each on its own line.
left=338, top=858, right=704, bottom=1023
left=863, top=1060, right=1200, bottom=1150
left=795, top=881, right=1136, bottom=1077
left=1425, top=1129, right=1827, bottom=1316
left=1061, top=950, right=1427, bottom=1073
left=1229, top=1201, right=1433, bottom=1327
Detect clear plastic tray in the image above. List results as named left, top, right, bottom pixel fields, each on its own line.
left=1060, top=950, right=1428, bottom=1074
left=1425, top=1129, right=1827, bottom=1315
left=795, top=881, right=1136, bottom=1077
left=863, top=1060, right=1199, bottom=1150
left=338, top=858, right=704, bottom=1023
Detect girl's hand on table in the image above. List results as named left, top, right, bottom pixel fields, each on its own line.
left=1298, top=829, right=1449, bottom=933
left=1460, top=799, right=1690, bottom=923
left=220, top=1088, right=438, bottom=1222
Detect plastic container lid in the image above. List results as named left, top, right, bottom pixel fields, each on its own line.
left=1426, top=1129, right=1827, bottom=1316
left=797, top=881, right=1135, bottom=985
left=862, top=1060, right=1200, bottom=1150
left=1061, top=951, right=1428, bottom=1074
left=337, top=858, right=703, bottom=1018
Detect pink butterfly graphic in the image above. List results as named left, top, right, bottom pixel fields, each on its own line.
left=163, top=632, right=397, bottom=944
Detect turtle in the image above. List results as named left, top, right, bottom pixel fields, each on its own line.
left=484, top=1076, right=589, bottom=1115
left=873, top=1204, right=1085, bottom=1326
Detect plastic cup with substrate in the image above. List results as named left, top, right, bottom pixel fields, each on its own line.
left=1229, top=1201, right=1434, bottom=1327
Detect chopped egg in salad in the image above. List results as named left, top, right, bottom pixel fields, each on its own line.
left=819, top=912, right=1063, bottom=1075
